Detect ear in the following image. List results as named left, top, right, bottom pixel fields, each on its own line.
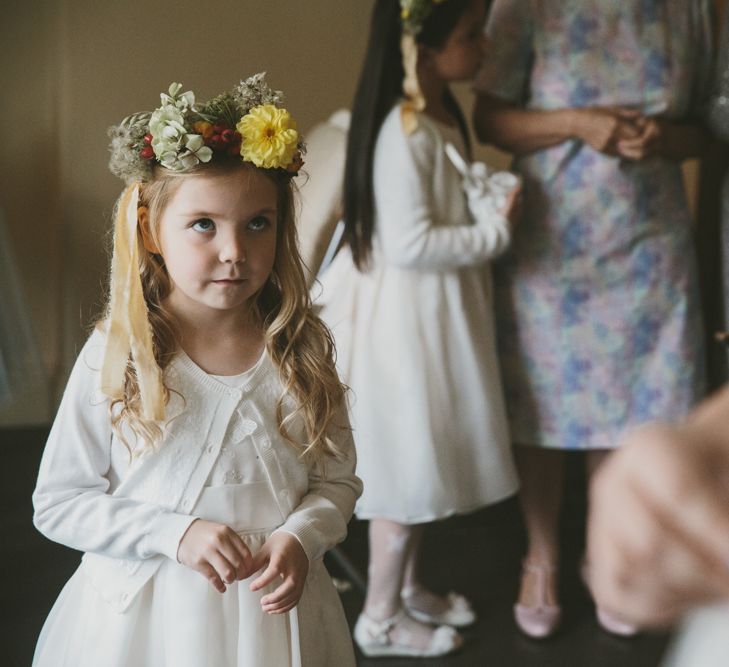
left=137, top=207, right=160, bottom=254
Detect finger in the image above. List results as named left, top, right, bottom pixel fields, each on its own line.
left=229, top=535, right=254, bottom=579
left=250, top=561, right=282, bottom=592
left=614, top=107, right=642, bottom=119
left=640, top=476, right=729, bottom=590
left=261, top=577, right=297, bottom=606
left=249, top=545, right=270, bottom=578
left=263, top=598, right=298, bottom=614
left=208, top=550, right=238, bottom=585
left=263, top=597, right=299, bottom=614
left=199, top=563, right=226, bottom=594
left=218, top=533, right=252, bottom=580
left=616, top=143, right=644, bottom=160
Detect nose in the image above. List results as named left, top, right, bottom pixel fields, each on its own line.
left=218, top=231, right=246, bottom=264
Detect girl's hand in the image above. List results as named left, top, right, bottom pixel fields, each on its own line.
left=249, top=532, right=309, bottom=614
left=616, top=117, right=664, bottom=160
left=177, top=519, right=253, bottom=593
left=587, top=423, right=729, bottom=627
left=572, top=107, right=643, bottom=155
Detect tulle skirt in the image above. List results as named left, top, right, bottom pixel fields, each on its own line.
left=33, top=484, right=355, bottom=667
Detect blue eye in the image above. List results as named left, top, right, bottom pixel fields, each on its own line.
left=191, top=218, right=215, bottom=232
left=247, top=216, right=271, bottom=232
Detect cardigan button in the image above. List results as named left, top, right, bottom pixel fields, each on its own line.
left=229, top=389, right=242, bottom=401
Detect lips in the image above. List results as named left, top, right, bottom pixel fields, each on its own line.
left=212, top=278, right=245, bottom=285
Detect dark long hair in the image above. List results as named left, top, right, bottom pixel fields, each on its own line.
left=342, top=0, right=474, bottom=269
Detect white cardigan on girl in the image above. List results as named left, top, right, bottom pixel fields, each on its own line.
left=33, top=329, right=362, bottom=613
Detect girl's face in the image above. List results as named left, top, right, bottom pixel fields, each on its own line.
left=431, top=0, right=487, bottom=82
left=154, top=168, right=278, bottom=319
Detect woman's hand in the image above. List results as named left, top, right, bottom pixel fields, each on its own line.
left=249, top=531, right=309, bottom=614
left=616, top=117, right=709, bottom=161
left=572, top=107, right=643, bottom=155
left=587, top=421, right=729, bottom=627
left=177, top=519, right=253, bottom=593
left=616, top=117, right=664, bottom=160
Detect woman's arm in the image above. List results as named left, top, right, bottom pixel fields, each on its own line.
left=473, top=93, right=643, bottom=157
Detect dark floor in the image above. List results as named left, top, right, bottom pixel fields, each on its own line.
left=2, top=427, right=670, bottom=667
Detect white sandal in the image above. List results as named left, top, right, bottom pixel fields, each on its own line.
left=353, top=608, right=463, bottom=658
left=402, top=587, right=477, bottom=627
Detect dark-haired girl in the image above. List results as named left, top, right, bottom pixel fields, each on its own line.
left=317, top=0, right=519, bottom=657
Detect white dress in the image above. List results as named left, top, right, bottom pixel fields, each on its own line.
left=316, top=106, right=519, bottom=523
left=32, top=358, right=356, bottom=667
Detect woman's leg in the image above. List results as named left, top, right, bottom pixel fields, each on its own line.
left=516, top=445, right=565, bottom=607
left=584, top=448, right=638, bottom=635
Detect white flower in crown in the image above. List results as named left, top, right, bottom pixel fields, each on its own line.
left=149, top=83, right=211, bottom=171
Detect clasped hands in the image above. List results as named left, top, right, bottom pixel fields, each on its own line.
left=574, top=106, right=670, bottom=160
left=177, top=519, right=309, bottom=614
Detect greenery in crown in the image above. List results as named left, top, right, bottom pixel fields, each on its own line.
left=108, top=73, right=305, bottom=184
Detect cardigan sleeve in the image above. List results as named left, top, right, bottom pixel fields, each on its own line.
left=372, top=109, right=510, bottom=271
left=32, top=331, right=196, bottom=562
left=273, top=405, right=362, bottom=562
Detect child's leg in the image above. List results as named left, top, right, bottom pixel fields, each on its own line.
left=401, top=525, right=452, bottom=615
left=363, top=519, right=450, bottom=648
left=516, top=446, right=565, bottom=607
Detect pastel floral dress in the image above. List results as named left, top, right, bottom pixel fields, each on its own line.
left=475, top=0, right=713, bottom=449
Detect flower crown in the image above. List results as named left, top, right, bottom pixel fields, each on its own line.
left=400, top=0, right=448, bottom=35
left=108, top=73, right=305, bottom=183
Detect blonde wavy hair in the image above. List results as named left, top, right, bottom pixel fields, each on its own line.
left=99, top=159, right=348, bottom=460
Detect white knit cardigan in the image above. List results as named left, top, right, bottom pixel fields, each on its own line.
left=33, top=329, right=362, bottom=613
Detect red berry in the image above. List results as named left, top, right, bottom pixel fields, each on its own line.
left=212, top=124, right=226, bottom=134
left=140, top=146, right=155, bottom=160
left=228, top=143, right=241, bottom=156
left=143, top=133, right=153, bottom=144
left=221, top=128, right=234, bottom=143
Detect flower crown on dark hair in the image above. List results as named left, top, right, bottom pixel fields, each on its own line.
left=400, top=0, right=448, bottom=35
left=108, top=73, right=305, bottom=184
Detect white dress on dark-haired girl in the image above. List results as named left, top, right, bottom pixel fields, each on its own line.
left=318, top=104, right=519, bottom=524
left=32, top=330, right=360, bottom=667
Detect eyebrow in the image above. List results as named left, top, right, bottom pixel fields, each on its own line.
left=184, top=206, right=277, bottom=219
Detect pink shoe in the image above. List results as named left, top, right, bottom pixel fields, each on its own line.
left=581, top=559, right=639, bottom=637
left=513, top=562, right=561, bottom=639
left=596, top=607, right=639, bottom=637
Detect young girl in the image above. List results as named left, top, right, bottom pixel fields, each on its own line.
left=316, top=0, right=520, bottom=658
left=32, top=74, right=362, bottom=667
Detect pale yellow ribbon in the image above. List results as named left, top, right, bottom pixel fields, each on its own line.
left=101, top=183, right=165, bottom=421
left=400, top=33, right=425, bottom=135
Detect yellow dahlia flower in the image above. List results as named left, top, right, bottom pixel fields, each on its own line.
left=237, top=104, right=299, bottom=169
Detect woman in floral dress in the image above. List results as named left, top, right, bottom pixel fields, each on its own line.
left=473, top=0, right=714, bottom=638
